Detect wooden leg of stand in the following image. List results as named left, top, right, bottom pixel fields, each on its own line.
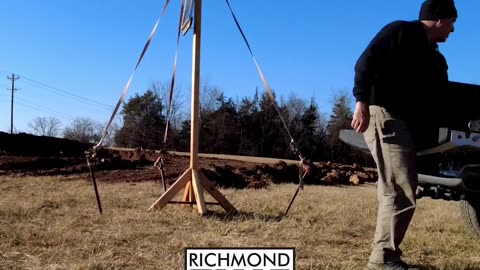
left=182, top=181, right=193, bottom=208
left=148, top=168, right=192, bottom=211
left=189, top=180, right=196, bottom=204
left=198, top=171, right=236, bottom=214
left=191, top=169, right=207, bottom=215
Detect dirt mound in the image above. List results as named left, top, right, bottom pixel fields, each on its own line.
left=0, top=133, right=378, bottom=189
left=0, top=132, right=91, bottom=157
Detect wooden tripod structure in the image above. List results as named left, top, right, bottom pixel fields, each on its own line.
left=148, top=0, right=236, bottom=215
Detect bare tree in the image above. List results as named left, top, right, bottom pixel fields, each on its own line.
left=281, top=92, right=307, bottom=128
left=150, top=81, right=186, bottom=131
left=100, top=120, right=120, bottom=147
left=200, top=81, right=223, bottom=114
left=63, top=117, right=102, bottom=143
left=3, top=126, right=20, bottom=134
left=29, top=116, right=62, bottom=137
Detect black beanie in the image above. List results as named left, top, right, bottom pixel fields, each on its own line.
left=419, top=0, right=458, bottom=20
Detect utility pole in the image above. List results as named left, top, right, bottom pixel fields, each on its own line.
left=6, top=73, right=20, bottom=134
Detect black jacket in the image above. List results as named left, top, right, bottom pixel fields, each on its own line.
left=353, top=20, right=449, bottom=124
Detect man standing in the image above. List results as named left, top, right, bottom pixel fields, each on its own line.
left=350, top=0, right=457, bottom=269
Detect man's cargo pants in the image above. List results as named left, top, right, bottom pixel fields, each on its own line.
left=363, top=105, right=418, bottom=264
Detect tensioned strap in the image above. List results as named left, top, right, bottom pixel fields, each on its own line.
left=225, top=1, right=309, bottom=213
left=93, top=0, right=171, bottom=152
left=164, top=0, right=187, bottom=144
left=225, top=1, right=292, bottom=140
left=224, top=0, right=305, bottom=162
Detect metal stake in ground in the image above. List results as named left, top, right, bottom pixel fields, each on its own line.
left=284, top=167, right=307, bottom=216
left=86, top=157, right=103, bottom=214
left=154, top=156, right=167, bottom=192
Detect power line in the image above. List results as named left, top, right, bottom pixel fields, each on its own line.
left=1, top=69, right=115, bottom=111
left=19, top=75, right=114, bottom=110
left=0, top=95, right=77, bottom=123
left=0, top=71, right=116, bottom=127
left=15, top=100, right=76, bottom=121
left=0, top=70, right=11, bottom=76
left=13, top=94, right=78, bottom=120
left=2, top=91, right=119, bottom=125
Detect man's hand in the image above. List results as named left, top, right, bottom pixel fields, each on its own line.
left=351, top=101, right=370, bottom=133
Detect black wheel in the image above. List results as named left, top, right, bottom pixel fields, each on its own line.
left=460, top=196, right=480, bottom=238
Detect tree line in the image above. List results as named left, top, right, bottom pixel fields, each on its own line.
left=26, top=82, right=373, bottom=166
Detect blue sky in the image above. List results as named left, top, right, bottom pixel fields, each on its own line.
left=0, top=0, right=478, bottom=133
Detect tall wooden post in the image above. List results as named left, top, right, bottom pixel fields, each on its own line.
left=149, top=0, right=236, bottom=215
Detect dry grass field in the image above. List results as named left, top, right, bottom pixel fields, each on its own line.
left=1, top=176, right=480, bottom=270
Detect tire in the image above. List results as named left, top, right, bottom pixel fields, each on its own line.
left=460, top=197, right=480, bottom=239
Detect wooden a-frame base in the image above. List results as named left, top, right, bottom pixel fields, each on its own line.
left=148, top=167, right=237, bottom=215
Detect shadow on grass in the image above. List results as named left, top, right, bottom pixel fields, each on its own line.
left=205, top=210, right=286, bottom=223
left=412, top=263, right=480, bottom=270
left=399, top=263, right=480, bottom=270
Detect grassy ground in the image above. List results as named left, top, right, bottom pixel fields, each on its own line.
left=1, top=176, right=479, bottom=270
